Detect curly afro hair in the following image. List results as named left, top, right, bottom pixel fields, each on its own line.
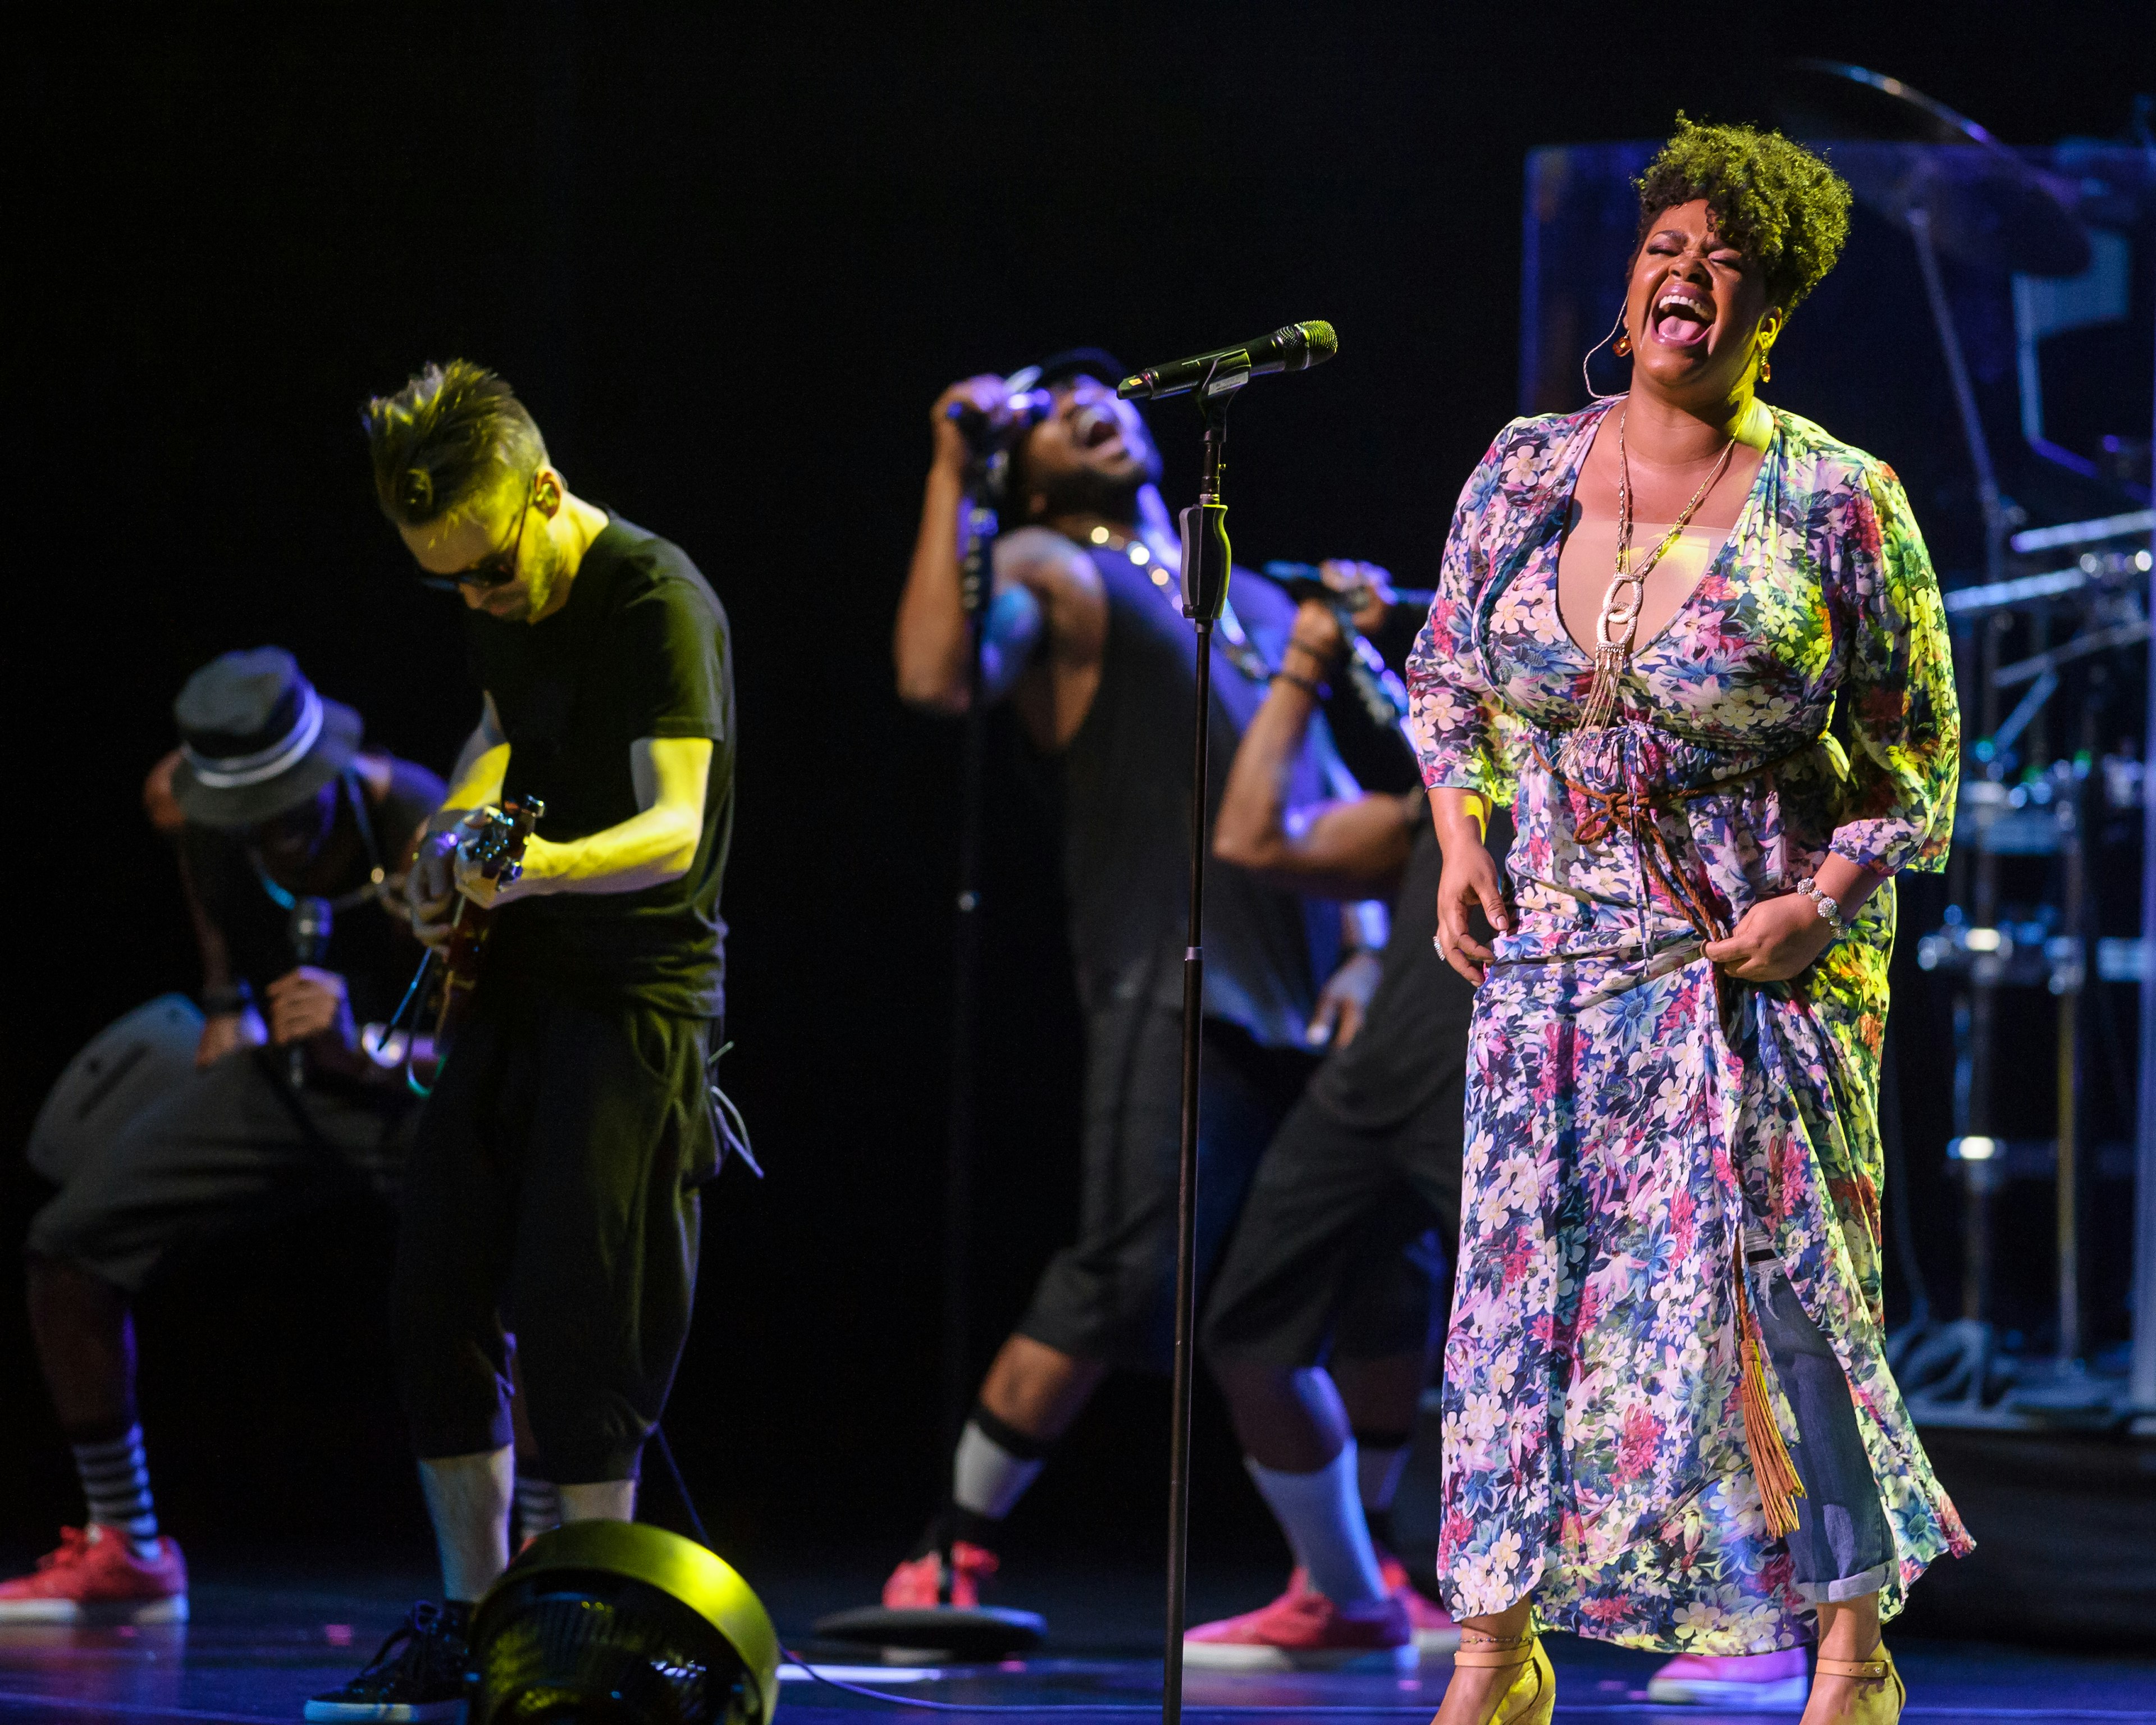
left=1634, top=116, right=1852, bottom=313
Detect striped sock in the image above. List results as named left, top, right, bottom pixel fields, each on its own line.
left=73, top=1427, right=159, bottom=1560
left=515, top=1473, right=561, bottom=1544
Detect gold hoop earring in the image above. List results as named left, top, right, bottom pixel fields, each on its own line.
left=1758, top=350, right=1772, bottom=384
left=1613, top=332, right=1632, bottom=358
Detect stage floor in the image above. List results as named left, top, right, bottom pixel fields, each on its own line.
left=1, top=1558, right=2150, bottom=1724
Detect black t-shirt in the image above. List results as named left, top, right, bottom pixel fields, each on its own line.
left=464, top=513, right=734, bottom=1019
left=1306, top=809, right=1513, bottom=1129
left=180, top=760, right=444, bottom=1028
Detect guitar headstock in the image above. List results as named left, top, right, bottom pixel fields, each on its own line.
left=462, top=797, right=547, bottom=884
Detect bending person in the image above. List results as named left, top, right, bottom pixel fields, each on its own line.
left=3, top=650, right=440, bottom=1624
left=1409, top=121, right=1970, bottom=1725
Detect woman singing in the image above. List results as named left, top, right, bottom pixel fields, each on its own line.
left=1408, top=120, right=1970, bottom=1725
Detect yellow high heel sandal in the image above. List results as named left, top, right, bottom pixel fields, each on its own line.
left=1446, top=1630, right=1555, bottom=1725
left=1814, top=1646, right=1905, bottom=1723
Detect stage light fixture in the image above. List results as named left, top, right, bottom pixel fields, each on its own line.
left=469, top=1522, right=779, bottom=1725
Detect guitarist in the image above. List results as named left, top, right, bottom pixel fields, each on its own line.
left=311, top=360, right=734, bottom=1724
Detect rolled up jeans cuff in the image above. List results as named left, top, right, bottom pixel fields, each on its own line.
left=1794, top=1559, right=1894, bottom=1605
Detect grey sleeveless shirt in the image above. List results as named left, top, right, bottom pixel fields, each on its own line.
left=1058, top=542, right=1339, bottom=1048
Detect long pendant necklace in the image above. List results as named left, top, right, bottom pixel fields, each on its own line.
left=1564, top=407, right=1738, bottom=760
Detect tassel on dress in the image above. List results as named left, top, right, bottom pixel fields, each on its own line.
left=1732, top=1255, right=1806, bottom=1540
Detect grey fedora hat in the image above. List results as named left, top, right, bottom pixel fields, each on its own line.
left=168, top=647, right=364, bottom=830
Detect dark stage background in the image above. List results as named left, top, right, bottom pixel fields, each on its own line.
left=7, top=6, right=2151, bottom=1583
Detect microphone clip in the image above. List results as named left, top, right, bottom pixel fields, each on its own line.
left=1177, top=365, right=1240, bottom=624
left=1179, top=499, right=1231, bottom=623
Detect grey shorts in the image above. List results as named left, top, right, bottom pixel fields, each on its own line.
left=1016, top=1006, right=1318, bottom=1373
left=26, top=1047, right=412, bottom=1294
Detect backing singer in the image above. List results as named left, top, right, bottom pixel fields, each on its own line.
left=884, top=350, right=1420, bottom=1613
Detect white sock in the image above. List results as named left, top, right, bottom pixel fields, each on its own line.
left=514, top=1472, right=561, bottom=1543
left=74, top=1427, right=160, bottom=1561
left=418, top=1448, right=513, bottom=1604
left=1246, top=1444, right=1386, bottom=1608
left=952, top=1420, right=1044, bottom=1520
left=1357, top=1441, right=1411, bottom=1518
left=559, top=1479, right=637, bottom=1522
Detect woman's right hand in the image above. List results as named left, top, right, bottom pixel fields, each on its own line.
left=1431, top=791, right=1510, bottom=985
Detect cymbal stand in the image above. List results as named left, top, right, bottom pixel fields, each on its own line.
left=1908, top=204, right=2008, bottom=587
left=1908, top=609, right=2016, bottom=1408
left=1907, top=188, right=2017, bottom=1404
left=2135, top=509, right=2156, bottom=1431
left=2052, top=729, right=2089, bottom=1372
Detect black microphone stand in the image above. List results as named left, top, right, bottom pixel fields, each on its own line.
left=1162, top=365, right=1243, bottom=1725
left=943, top=423, right=1006, bottom=1450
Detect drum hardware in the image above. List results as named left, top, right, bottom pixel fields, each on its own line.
left=1944, top=547, right=2154, bottom=620
left=1779, top=66, right=2091, bottom=591
left=1994, top=615, right=2153, bottom=690
left=1981, top=672, right=2060, bottom=770
left=2008, top=509, right=2156, bottom=557
left=1917, top=910, right=2073, bottom=990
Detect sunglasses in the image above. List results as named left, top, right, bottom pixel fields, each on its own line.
left=414, top=481, right=535, bottom=592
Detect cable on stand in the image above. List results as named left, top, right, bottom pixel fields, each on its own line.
left=1157, top=363, right=1241, bottom=1725
left=943, top=413, right=1008, bottom=1451
left=1111, top=320, right=1335, bottom=1722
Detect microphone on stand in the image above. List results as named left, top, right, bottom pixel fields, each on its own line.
left=1116, top=321, right=1337, bottom=401
left=286, top=896, right=334, bottom=1089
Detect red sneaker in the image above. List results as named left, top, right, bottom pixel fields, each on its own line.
left=879, top=1540, right=999, bottom=1609
left=1648, top=1648, right=1808, bottom=1706
left=0, top=1525, right=188, bottom=1623
left=1184, top=1577, right=1412, bottom=1671
left=1375, top=1550, right=1460, bottom=1654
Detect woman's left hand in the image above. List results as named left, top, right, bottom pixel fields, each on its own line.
left=1703, top=892, right=1837, bottom=982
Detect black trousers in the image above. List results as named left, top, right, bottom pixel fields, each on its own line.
left=1016, top=1002, right=1427, bottom=1373
left=393, top=982, right=713, bottom=1482
left=1202, top=1084, right=1463, bottom=1370
left=1017, top=1006, right=1314, bottom=1372
left=28, top=1046, right=409, bottom=1294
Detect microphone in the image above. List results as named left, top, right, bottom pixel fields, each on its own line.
left=286, top=896, right=334, bottom=1089
left=942, top=388, right=1053, bottom=454
left=1264, top=563, right=1435, bottom=612
left=1117, top=321, right=1337, bottom=401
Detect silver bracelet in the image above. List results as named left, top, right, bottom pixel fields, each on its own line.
left=1794, top=875, right=1846, bottom=935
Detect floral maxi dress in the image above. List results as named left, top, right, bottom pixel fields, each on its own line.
left=1406, top=400, right=1973, bottom=1653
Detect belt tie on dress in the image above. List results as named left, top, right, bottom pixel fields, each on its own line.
left=1532, top=738, right=1731, bottom=944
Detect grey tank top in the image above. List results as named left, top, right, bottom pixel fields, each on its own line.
left=1059, top=544, right=1335, bottom=1047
